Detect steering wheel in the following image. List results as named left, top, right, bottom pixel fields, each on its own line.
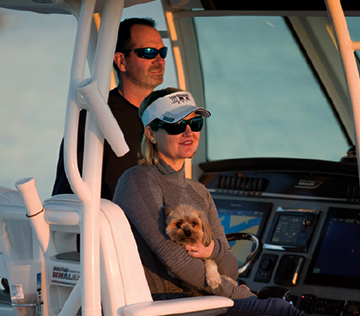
left=226, top=232, right=262, bottom=275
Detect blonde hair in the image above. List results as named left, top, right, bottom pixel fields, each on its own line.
left=138, top=87, right=183, bottom=166
left=138, top=135, right=159, bottom=166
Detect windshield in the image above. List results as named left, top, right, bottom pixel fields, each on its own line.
left=0, top=2, right=175, bottom=201
left=194, top=16, right=350, bottom=162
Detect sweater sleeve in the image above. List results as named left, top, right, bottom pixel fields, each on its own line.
left=113, top=166, right=256, bottom=300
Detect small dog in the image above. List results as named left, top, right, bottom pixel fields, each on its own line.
left=163, top=204, right=237, bottom=289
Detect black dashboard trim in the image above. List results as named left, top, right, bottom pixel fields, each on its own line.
left=200, top=158, right=358, bottom=177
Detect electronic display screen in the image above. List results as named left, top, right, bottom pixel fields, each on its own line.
left=271, top=214, right=305, bottom=244
left=305, top=207, right=360, bottom=289
left=265, top=209, right=318, bottom=252
left=213, top=198, right=271, bottom=265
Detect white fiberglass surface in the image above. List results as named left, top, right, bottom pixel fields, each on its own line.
left=194, top=16, right=350, bottom=162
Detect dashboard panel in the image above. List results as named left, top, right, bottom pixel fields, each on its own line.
left=200, top=158, right=360, bottom=316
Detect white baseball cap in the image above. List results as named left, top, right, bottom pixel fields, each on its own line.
left=141, top=91, right=211, bottom=127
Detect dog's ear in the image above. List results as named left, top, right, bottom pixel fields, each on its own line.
left=197, top=211, right=214, bottom=247
left=163, top=206, right=173, bottom=219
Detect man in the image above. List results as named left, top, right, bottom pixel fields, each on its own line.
left=52, top=17, right=166, bottom=200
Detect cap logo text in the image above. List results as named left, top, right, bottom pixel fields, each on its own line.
left=169, top=93, right=191, bottom=104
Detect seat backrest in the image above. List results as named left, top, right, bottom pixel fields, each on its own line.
left=99, top=199, right=153, bottom=310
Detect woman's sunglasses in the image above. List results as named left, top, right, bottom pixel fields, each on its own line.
left=123, top=47, right=168, bottom=59
left=150, top=116, right=204, bottom=135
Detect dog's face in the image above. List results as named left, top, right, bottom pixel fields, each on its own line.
left=163, top=204, right=213, bottom=247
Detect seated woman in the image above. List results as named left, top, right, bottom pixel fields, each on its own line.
left=113, top=88, right=310, bottom=316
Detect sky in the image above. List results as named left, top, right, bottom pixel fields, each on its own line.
left=0, top=0, right=175, bottom=201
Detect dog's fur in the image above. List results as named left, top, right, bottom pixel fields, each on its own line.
left=164, top=204, right=237, bottom=289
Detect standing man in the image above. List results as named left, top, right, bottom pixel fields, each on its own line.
left=52, top=18, right=167, bottom=200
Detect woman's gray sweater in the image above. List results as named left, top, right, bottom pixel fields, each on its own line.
left=113, top=159, right=256, bottom=301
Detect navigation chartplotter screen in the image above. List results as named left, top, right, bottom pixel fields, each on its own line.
left=264, top=208, right=319, bottom=252
left=213, top=198, right=271, bottom=265
left=305, top=207, right=360, bottom=288
left=271, top=214, right=304, bottom=244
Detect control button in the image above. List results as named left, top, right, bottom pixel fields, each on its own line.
left=302, top=218, right=312, bottom=227
left=299, top=294, right=317, bottom=314
left=254, top=254, right=278, bottom=283
left=260, top=258, right=272, bottom=271
left=314, top=298, right=345, bottom=315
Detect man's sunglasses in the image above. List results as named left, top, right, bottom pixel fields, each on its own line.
left=150, top=116, right=204, bottom=135
left=123, top=47, right=168, bottom=59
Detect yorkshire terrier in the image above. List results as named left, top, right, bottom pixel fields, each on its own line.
left=164, top=204, right=237, bottom=289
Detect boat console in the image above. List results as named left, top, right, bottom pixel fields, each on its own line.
left=201, top=158, right=360, bottom=316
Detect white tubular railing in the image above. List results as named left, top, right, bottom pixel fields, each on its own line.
left=77, top=78, right=129, bottom=157
left=63, top=0, right=126, bottom=315
left=63, top=0, right=94, bottom=204
left=63, top=0, right=98, bottom=315
left=80, top=1, right=125, bottom=316
left=325, top=0, right=360, bottom=177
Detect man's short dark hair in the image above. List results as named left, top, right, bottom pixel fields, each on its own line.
left=113, top=17, right=156, bottom=77
left=115, top=17, right=156, bottom=53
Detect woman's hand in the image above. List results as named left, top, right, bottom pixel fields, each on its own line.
left=185, top=240, right=214, bottom=259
